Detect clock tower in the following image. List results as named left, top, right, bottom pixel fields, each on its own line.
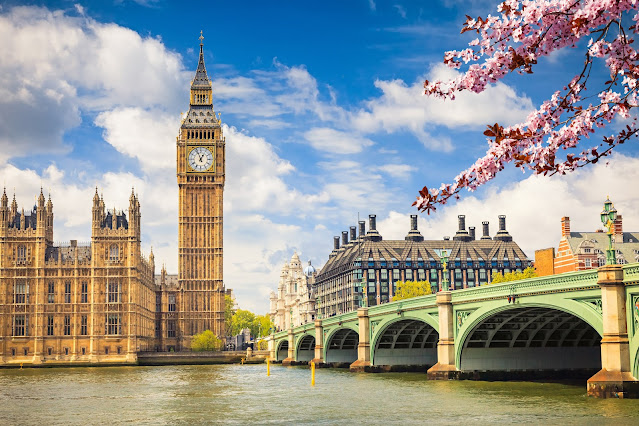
left=177, top=33, right=225, bottom=346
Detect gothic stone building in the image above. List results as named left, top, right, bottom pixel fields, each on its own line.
left=0, top=188, right=156, bottom=366
left=315, top=214, right=532, bottom=318
left=269, top=253, right=317, bottom=332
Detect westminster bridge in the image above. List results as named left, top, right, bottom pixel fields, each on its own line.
left=269, top=263, right=639, bottom=397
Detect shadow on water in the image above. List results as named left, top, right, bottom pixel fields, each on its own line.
left=1, top=364, right=639, bottom=424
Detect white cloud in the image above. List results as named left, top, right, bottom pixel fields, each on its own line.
left=377, top=163, right=416, bottom=179
left=0, top=6, right=189, bottom=161
left=393, top=4, right=407, bottom=18
left=95, top=108, right=179, bottom=172
left=224, top=125, right=329, bottom=215
left=376, top=153, right=639, bottom=260
left=304, top=127, right=374, bottom=154
left=351, top=63, right=533, bottom=151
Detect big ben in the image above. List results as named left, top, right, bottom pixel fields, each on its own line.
left=177, top=33, right=225, bottom=345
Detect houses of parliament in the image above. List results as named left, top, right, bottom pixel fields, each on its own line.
left=0, top=37, right=226, bottom=365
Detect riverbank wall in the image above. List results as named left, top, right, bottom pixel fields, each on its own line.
left=0, top=350, right=270, bottom=368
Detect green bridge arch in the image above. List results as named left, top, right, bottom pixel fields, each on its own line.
left=455, top=298, right=604, bottom=371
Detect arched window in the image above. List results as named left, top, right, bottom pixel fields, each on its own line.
left=16, top=245, right=26, bottom=263
left=109, top=245, right=119, bottom=262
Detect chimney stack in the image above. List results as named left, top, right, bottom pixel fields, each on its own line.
left=358, top=221, right=366, bottom=239
left=333, top=236, right=340, bottom=250
left=494, top=215, right=513, bottom=242
left=350, top=226, right=357, bottom=242
left=405, top=214, right=424, bottom=242
left=561, top=216, right=571, bottom=237
left=453, top=214, right=471, bottom=241
left=469, top=226, right=476, bottom=240
left=342, top=231, right=349, bottom=247
left=365, top=214, right=382, bottom=242
left=614, top=215, right=623, bottom=241
left=481, top=221, right=491, bottom=240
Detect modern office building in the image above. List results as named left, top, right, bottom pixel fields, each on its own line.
left=314, top=214, right=532, bottom=318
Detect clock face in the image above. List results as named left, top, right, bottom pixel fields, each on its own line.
left=188, top=147, right=214, bottom=172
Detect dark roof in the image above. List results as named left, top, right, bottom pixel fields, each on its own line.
left=318, top=238, right=530, bottom=279
left=102, top=211, right=128, bottom=230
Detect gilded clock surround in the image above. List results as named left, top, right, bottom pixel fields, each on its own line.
left=176, top=34, right=226, bottom=346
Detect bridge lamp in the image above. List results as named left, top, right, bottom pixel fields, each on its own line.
left=440, top=249, right=450, bottom=292
left=600, top=197, right=618, bottom=265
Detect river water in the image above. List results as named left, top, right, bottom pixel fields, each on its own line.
left=2, top=364, right=639, bottom=424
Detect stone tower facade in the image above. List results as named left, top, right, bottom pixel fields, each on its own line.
left=176, top=34, right=226, bottom=346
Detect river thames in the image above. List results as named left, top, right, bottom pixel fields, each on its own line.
left=2, top=364, right=639, bottom=424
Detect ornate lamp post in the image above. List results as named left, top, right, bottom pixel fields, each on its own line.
left=440, top=249, right=450, bottom=292
left=600, top=197, right=618, bottom=265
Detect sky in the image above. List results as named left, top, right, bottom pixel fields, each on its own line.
left=1, top=0, right=638, bottom=313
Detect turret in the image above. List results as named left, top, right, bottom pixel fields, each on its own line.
left=128, top=188, right=141, bottom=239
left=0, top=188, right=8, bottom=229
left=36, top=188, right=45, bottom=227
left=10, top=193, right=17, bottom=221
left=149, top=247, right=155, bottom=267
left=46, top=194, right=54, bottom=241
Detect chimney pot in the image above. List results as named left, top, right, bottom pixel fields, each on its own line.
left=333, top=236, right=340, bottom=250
left=469, top=226, right=476, bottom=240
left=498, top=215, right=506, bottom=232
left=350, top=226, right=357, bottom=242
left=481, top=221, right=491, bottom=240
left=342, top=231, right=348, bottom=246
left=358, top=221, right=366, bottom=238
left=410, top=214, right=418, bottom=231
left=561, top=216, right=571, bottom=237
left=458, top=215, right=466, bottom=231
left=369, top=214, right=377, bottom=231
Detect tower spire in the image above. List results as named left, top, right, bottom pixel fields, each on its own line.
left=192, top=31, right=210, bottom=90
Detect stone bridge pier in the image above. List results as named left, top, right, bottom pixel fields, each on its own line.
left=426, top=291, right=458, bottom=379
left=350, top=308, right=371, bottom=372
left=587, top=265, right=639, bottom=398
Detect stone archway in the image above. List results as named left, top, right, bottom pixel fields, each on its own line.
left=296, top=335, right=315, bottom=362
left=276, top=340, right=289, bottom=362
left=372, top=319, right=438, bottom=367
left=324, top=328, right=359, bottom=364
left=459, top=306, right=601, bottom=373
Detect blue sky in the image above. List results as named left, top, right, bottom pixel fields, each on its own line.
left=1, top=0, right=638, bottom=312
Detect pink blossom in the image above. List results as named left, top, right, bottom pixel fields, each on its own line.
left=417, top=0, right=639, bottom=214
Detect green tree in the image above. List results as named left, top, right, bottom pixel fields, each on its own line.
left=230, top=309, right=256, bottom=336
left=254, top=314, right=274, bottom=337
left=191, top=330, right=222, bottom=352
left=224, top=295, right=236, bottom=336
left=392, top=280, right=433, bottom=301
left=491, top=267, right=537, bottom=284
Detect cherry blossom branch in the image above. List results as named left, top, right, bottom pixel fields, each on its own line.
left=415, top=0, right=639, bottom=213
